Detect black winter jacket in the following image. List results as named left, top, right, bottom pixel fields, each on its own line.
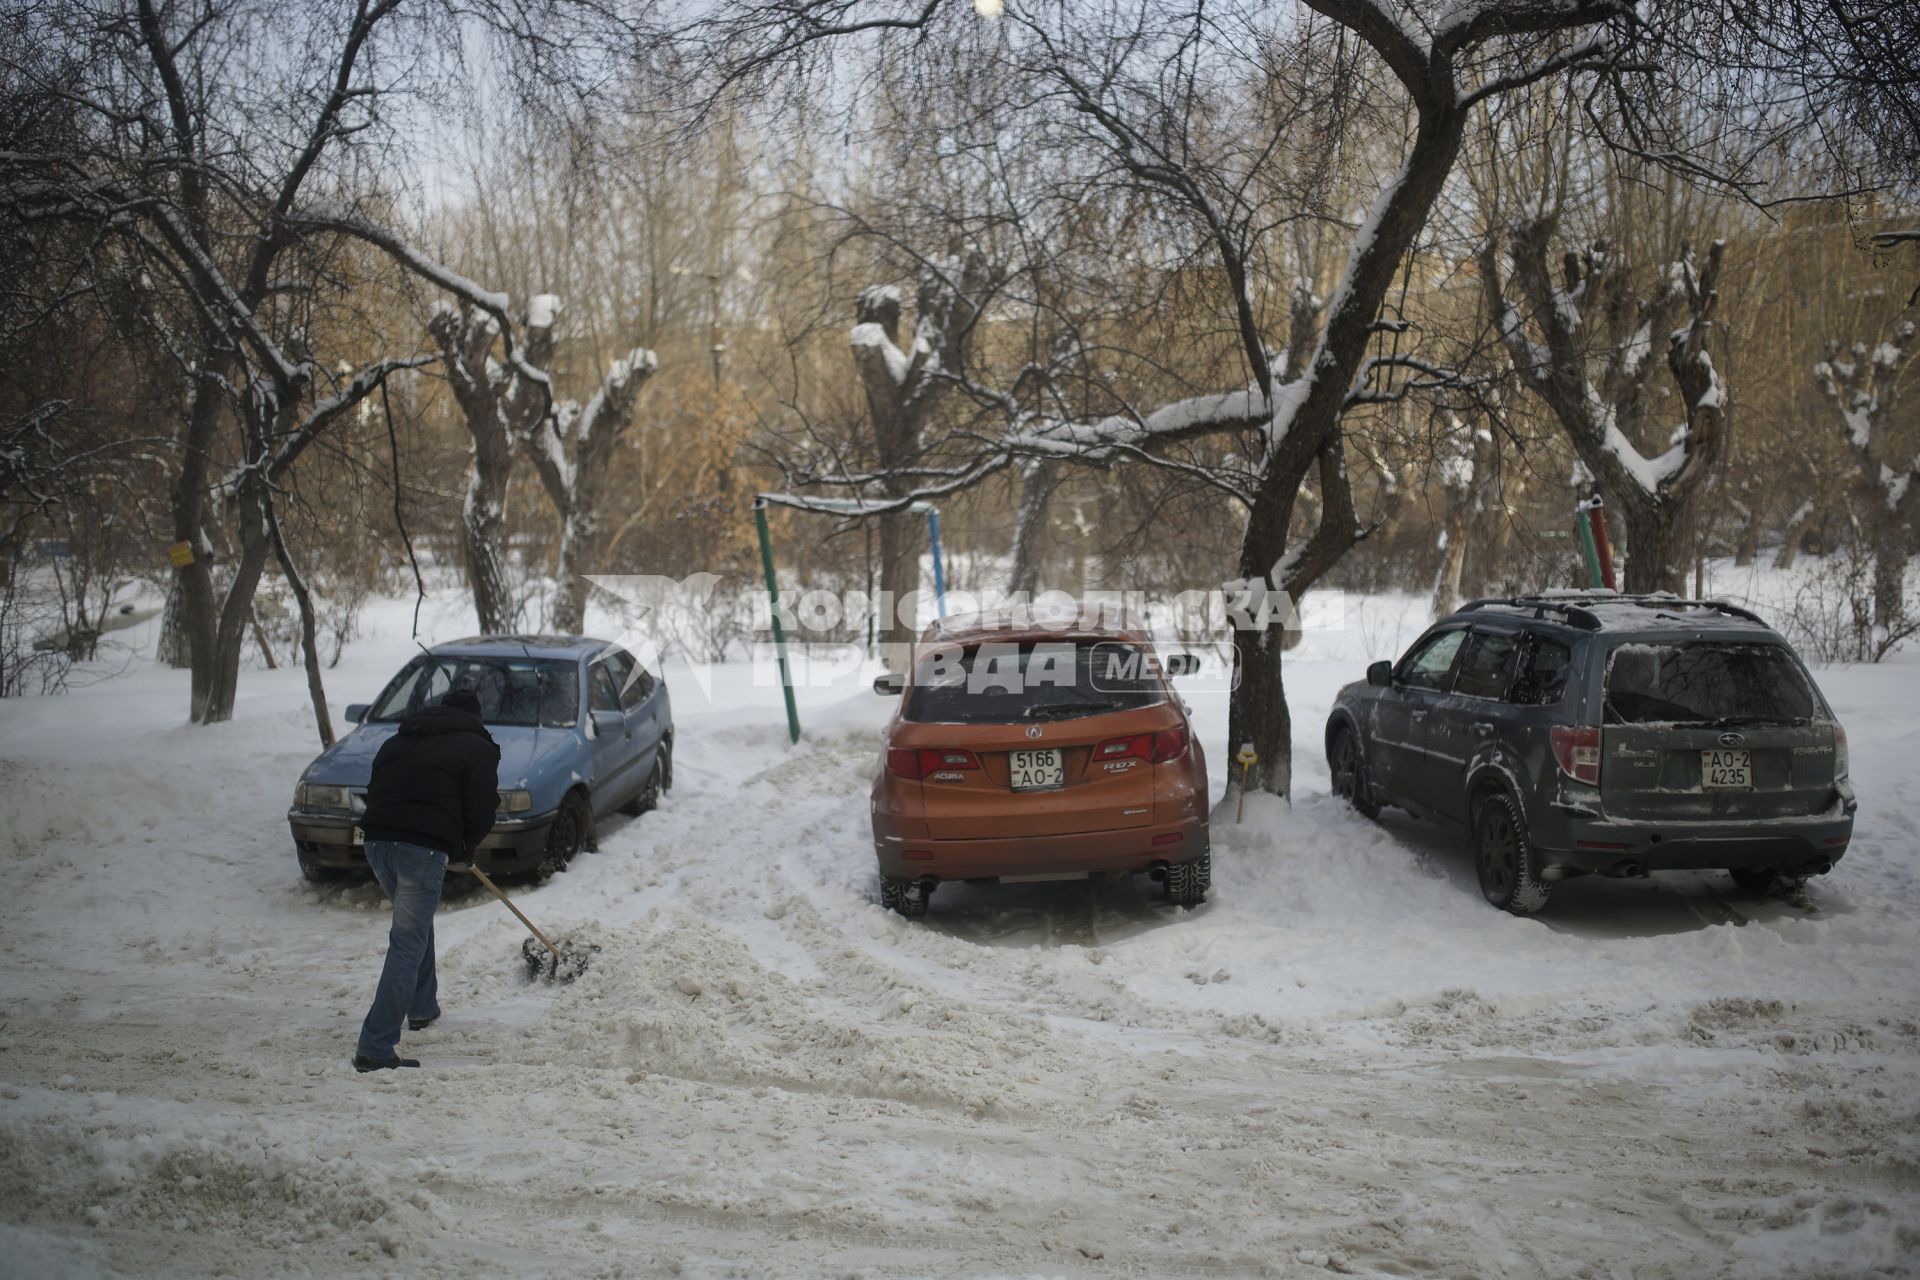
left=361, top=704, right=501, bottom=856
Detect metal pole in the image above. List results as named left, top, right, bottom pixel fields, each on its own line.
left=753, top=499, right=802, bottom=744
left=927, top=507, right=947, bottom=619
left=1587, top=498, right=1618, bottom=591
left=1575, top=502, right=1604, bottom=590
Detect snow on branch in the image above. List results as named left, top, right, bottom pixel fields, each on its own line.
left=1483, top=215, right=1723, bottom=507
left=1815, top=320, right=1915, bottom=510
left=288, top=203, right=548, bottom=396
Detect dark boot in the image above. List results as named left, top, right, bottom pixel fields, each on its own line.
left=353, top=1054, right=421, bottom=1072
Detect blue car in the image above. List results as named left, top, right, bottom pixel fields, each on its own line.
left=288, top=635, right=672, bottom=881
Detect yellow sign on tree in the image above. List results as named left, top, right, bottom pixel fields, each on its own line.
left=168, top=541, right=195, bottom=568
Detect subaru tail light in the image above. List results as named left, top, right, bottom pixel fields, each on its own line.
left=1833, top=723, right=1848, bottom=781
left=1549, top=725, right=1602, bottom=785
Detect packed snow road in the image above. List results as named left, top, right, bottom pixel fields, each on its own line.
left=2, top=599, right=1917, bottom=1278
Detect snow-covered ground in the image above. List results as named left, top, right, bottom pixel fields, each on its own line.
left=2, top=579, right=1918, bottom=1278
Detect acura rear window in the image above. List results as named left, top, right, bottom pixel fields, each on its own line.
left=904, top=641, right=1165, bottom=724
left=1603, top=642, right=1817, bottom=727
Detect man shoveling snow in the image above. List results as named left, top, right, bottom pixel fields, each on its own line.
left=353, top=687, right=499, bottom=1072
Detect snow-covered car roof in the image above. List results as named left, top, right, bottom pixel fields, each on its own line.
left=923, top=608, right=1155, bottom=648
left=1455, top=594, right=1775, bottom=635
left=430, top=634, right=615, bottom=659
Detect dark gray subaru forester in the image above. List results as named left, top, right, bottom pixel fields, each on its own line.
left=1325, top=594, right=1856, bottom=913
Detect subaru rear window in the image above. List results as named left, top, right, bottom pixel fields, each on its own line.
left=1603, top=642, right=1817, bottom=727
left=371, top=656, right=580, bottom=727
left=904, top=641, right=1165, bottom=724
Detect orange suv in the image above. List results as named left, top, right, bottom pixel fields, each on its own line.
left=870, top=614, right=1211, bottom=917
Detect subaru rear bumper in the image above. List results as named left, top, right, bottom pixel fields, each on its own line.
left=288, top=809, right=553, bottom=875
left=1536, top=793, right=1855, bottom=878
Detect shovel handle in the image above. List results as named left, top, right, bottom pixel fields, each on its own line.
left=460, top=864, right=560, bottom=958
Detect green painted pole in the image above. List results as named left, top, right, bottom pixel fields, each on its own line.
left=1575, top=504, right=1605, bottom=589
left=754, top=500, right=802, bottom=744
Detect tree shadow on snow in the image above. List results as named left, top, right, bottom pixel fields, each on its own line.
left=1370, top=810, right=1846, bottom=940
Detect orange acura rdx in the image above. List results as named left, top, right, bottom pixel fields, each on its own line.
left=870, top=614, right=1211, bottom=918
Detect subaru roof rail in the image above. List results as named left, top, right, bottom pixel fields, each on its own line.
left=1457, top=597, right=1604, bottom=630
left=1457, top=593, right=1768, bottom=630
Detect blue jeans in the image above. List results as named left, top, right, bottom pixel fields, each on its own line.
left=357, top=840, right=447, bottom=1059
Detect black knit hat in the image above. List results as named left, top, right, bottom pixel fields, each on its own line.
left=442, top=688, right=482, bottom=717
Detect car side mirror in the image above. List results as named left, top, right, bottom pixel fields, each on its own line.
left=1367, top=661, right=1392, bottom=688
left=344, top=703, right=368, bottom=724
left=1163, top=653, right=1202, bottom=677
left=873, top=672, right=905, bottom=696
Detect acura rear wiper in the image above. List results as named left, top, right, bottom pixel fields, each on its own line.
left=1023, top=700, right=1120, bottom=719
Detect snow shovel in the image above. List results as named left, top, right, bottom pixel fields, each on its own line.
left=457, top=864, right=595, bottom=982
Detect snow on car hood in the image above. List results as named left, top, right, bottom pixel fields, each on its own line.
left=300, top=721, right=565, bottom=789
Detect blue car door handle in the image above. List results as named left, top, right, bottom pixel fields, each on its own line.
left=1472, top=721, right=1495, bottom=736
left=1410, top=709, right=1427, bottom=722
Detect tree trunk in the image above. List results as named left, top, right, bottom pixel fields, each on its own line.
left=549, top=529, right=588, bottom=635
left=1432, top=518, right=1469, bottom=620
left=1224, top=87, right=1469, bottom=796
left=1870, top=520, right=1909, bottom=644
left=197, top=500, right=274, bottom=724
left=1227, top=623, right=1292, bottom=801
left=156, top=583, right=189, bottom=668
left=464, top=440, right=516, bottom=635
left=1619, top=496, right=1692, bottom=595
left=267, top=506, right=334, bottom=749
left=1007, top=461, right=1055, bottom=597
left=1734, top=498, right=1760, bottom=567
left=877, top=507, right=926, bottom=658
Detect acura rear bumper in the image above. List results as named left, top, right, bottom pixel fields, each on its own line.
left=874, top=815, right=1208, bottom=881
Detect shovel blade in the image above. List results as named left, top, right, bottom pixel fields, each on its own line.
left=521, top=935, right=595, bottom=983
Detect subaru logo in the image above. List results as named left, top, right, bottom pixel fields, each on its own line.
left=1026, top=724, right=1043, bottom=740
left=1718, top=731, right=1744, bottom=746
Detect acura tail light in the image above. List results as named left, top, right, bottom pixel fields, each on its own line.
left=887, top=748, right=980, bottom=779
left=1094, top=729, right=1190, bottom=764
left=1549, top=725, right=1602, bottom=785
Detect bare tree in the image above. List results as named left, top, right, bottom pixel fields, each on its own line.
left=428, top=302, right=556, bottom=634
left=846, top=259, right=992, bottom=651
left=0, top=0, right=578, bottom=725
left=517, top=298, right=660, bottom=634
left=732, top=0, right=1638, bottom=795
left=1481, top=219, right=1728, bottom=592
left=1814, top=321, right=1918, bottom=654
